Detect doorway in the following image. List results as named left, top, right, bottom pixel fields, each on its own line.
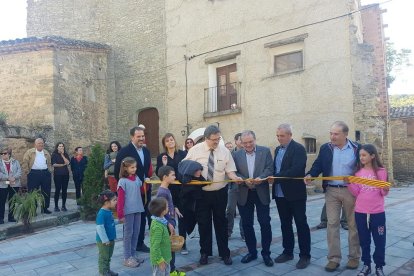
left=138, top=108, right=159, bottom=158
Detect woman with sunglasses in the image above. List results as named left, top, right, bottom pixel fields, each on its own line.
left=0, top=146, right=22, bottom=224
left=184, top=138, right=194, bottom=154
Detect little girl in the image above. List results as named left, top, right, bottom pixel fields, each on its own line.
left=117, top=157, right=145, bottom=268
left=348, top=144, right=389, bottom=276
left=96, top=190, right=118, bottom=276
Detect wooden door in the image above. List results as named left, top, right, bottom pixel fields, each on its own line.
left=138, top=108, right=159, bottom=158
left=216, top=63, right=237, bottom=111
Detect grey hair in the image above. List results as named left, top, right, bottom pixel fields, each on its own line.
left=35, top=137, right=45, bottom=143
left=204, top=125, right=221, bottom=138
left=240, top=130, right=256, bottom=140
left=277, top=124, right=292, bottom=134
left=331, top=121, right=349, bottom=134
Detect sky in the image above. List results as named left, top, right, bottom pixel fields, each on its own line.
left=0, top=0, right=412, bottom=95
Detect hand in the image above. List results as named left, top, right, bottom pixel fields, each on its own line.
left=175, top=207, right=183, bottom=218
left=304, top=174, right=312, bottom=185
left=119, top=218, right=125, bottom=223
left=234, top=176, right=244, bottom=185
left=168, top=223, right=175, bottom=235
left=159, top=261, right=166, bottom=271
left=104, top=241, right=110, bottom=246
left=267, top=177, right=274, bottom=184
left=383, top=187, right=390, bottom=192
left=162, top=155, right=168, bottom=166
left=111, top=159, right=116, bottom=163
left=145, top=177, right=151, bottom=183
left=252, top=177, right=263, bottom=184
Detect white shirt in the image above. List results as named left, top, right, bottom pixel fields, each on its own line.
left=184, top=142, right=236, bottom=191
left=32, top=150, right=48, bottom=170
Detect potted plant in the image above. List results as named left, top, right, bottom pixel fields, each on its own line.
left=9, top=189, right=44, bottom=232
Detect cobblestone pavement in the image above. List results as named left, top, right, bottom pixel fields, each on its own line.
left=0, top=186, right=413, bottom=276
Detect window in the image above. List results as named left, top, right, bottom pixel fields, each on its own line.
left=274, top=51, right=303, bottom=74
left=355, top=131, right=361, bottom=141
left=304, top=138, right=316, bottom=154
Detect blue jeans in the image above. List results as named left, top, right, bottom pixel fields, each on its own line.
left=355, top=212, right=386, bottom=267
left=123, top=212, right=141, bottom=259
left=238, top=190, right=272, bottom=257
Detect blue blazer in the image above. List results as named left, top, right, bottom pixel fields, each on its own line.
left=272, top=140, right=307, bottom=201
left=306, top=139, right=360, bottom=192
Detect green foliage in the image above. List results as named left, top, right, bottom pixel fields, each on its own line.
left=0, top=112, right=8, bottom=124
left=79, top=144, right=106, bottom=220
left=386, top=42, right=411, bottom=86
left=389, top=94, right=414, bottom=108
left=9, top=189, right=45, bottom=229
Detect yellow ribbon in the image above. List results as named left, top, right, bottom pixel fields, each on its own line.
left=145, top=175, right=391, bottom=188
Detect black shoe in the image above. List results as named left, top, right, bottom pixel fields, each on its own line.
left=296, top=257, right=310, bottom=269
left=375, top=266, right=385, bottom=276
left=43, top=209, right=52, bottom=214
left=222, top=255, right=232, bottom=265
left=357, top=265, right=371, bottom=276
left=8, top=218, right=16, bottom=222
left=274, top=253, right=294, bottom=263
left=61, top=206, right=67, bottom=212
left=54, top=207, right=60, bottom=212
left=316, top=222, right=327, bottom=229
left=136, top=243, right=150, bottom=253
left=341, top=224, right=349, bottom=230
left=199, top=254, right=208, bottom=265
left=263, top=255, right=274, bottom=267
left=241, top=253, right=257, bottom=263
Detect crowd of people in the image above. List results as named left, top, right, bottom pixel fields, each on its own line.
left=0, top=121, right=389, bottom=276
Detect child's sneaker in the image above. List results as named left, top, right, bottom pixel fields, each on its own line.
left=375, top=266, right=385, bottom=276
left=170, top=271, right=186, bottom=276
left=357, top=265, right=371, bottom=276
left=123, top=257, right=139, bottom=267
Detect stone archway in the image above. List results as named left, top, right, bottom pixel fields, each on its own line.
left=138, top=108, right=159, bottom=158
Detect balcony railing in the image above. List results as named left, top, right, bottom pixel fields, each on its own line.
left=204, top=82, right=241, bottom=115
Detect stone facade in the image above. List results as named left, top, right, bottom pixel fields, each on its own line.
left=390, top=106, right=414, bottom=182
left=0, top=37, right=110, bottom=152
left=26, top=0, right=167, bottom=155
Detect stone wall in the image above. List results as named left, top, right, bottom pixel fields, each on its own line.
left=390, top=118, right=414, bottom=181
left=27, top=0, right=167, bottom=147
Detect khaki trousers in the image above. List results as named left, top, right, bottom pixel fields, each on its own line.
left=325, top=186, right=360, bottom=263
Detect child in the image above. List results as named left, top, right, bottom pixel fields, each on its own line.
left=156, top=166, right=185, bottom=276
left=177, top=160, right=205, bottom=253
left=96, top=190, right=119, bottom=276
left=149, top=197, right=172, bottom=276
left=348, top=144, right=389, bottom=276
left=117, top=157, right=145, bottom=268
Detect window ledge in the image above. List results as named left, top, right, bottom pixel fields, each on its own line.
left=263, top=69, right=304, bottom=80
left=203, top=108, right=242, bottom=118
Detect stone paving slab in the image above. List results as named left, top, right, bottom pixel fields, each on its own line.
left=0, top=186, right=413, bottom=275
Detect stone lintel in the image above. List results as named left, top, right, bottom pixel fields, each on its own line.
left=204, top=50, right=241, bottom=64
left=264, top=33, right=308, bottom=48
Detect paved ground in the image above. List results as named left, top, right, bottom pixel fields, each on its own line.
left=0, top=186, right=413, bottom=276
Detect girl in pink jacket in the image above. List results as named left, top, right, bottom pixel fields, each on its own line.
left=348, top=144, right=388, bottom=276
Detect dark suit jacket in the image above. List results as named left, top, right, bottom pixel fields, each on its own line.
left=272, top=139, right=307, bottom=202
left=233, top=145, right=274, bottom=206
left=114, top=142, right=152, bottom=182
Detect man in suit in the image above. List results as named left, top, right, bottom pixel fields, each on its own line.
left=114, top=126, right=153, bottom=253
left=270, top=124, right=311, bottom=269
left=233, top=130, right=274, bottom=267
left=305, top=121, right=360, bottom=272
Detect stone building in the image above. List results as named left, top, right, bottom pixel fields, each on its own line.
left=0, top=0, right=392, bottom=173
left=390, top=106, right=414, bottom=182
left=0, top=36, right=110, bottom=153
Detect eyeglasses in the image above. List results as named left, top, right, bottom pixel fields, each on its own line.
left=0, top=152, right=8, bottom=155
left=208, top=137, right=221, bottom=142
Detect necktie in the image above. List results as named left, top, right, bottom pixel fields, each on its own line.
left=207, top=149, right=214, bottom=181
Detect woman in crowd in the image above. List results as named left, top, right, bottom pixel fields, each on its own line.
left=70, top=146, right=88, bottom=203
left=51, top=142, right=70, bottom=212
left=184, top=138, right=194, bottom=154
left=0, top=146, right=22, bottom=224
left=156, top=133, right=188, bottom=254
left=104, top=141, right=122, bottom=193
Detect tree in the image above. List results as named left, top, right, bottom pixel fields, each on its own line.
left=386, top=41, right=411, bottom=87
left=389, top=94, right=414, bottom=108
left=79, top=144, right=106, bottom=220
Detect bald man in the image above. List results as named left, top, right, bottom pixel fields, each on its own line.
left=22, top=138, right=53, bottom=214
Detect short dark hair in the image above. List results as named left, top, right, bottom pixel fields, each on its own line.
left=74, top=146, right=82, bottom=152
left=97, top=190, right=116, bottom=204
left=130, top=126, right=145, bottom=136
left=149, top=197, right=167, bottom=217
left=234, top=132, right=242, bottom=141
left=157, top=165, right=175, bottom=181
left=204, top=125, right=220, bottom=139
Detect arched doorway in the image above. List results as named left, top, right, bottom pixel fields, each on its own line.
left=138, top=108, right=159, bottom=158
